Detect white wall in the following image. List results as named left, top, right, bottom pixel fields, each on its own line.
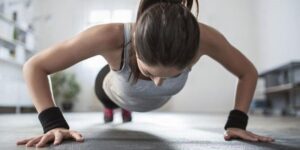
left=254, top=0, right=300, bottom=72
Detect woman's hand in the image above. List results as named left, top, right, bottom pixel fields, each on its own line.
left=16, top=128, right=84, bottom=148
left=224, top=128, right=274, bottom=142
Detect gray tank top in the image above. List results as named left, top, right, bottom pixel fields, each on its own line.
left=103, top=23, right=191, bottom=112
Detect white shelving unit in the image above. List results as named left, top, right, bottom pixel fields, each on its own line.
left=0, top=1, right=36, bottom=113
left=0, top=13, right=35, bottom=65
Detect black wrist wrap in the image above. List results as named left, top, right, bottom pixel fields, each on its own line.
left=224, top=109, right=248, bottom=130
left=38, top=107, right=69, bottom=133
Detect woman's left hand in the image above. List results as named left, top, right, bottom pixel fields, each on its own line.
left=224, top=128, right=274, bottom=142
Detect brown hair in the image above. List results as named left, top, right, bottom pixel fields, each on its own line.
left=128, top=0, right=200, bottom=84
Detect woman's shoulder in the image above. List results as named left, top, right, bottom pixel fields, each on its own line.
left=91, top=23, right=129, bottom=71
left=187, top=22, right=226, bottom=69
left=89, top=23, right=125, bottom=52
left=198, top=22, right=227, bottom=51
left=185, top=21, right=227, bottom=69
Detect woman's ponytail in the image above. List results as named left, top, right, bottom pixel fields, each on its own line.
left=136, top=0, right=199, bottom=21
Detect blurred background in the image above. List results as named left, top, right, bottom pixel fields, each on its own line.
left=0, top=0, right=299, bottom=115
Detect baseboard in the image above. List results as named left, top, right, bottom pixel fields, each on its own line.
left=0, top=106, right=36, bottom=113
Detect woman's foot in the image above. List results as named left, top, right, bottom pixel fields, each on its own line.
left=103, top=108, right=114, bottom=123
left=121, top=108, right=132, bottom=123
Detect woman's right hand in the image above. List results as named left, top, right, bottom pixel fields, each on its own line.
left=16, top=128, right=84, bottom=148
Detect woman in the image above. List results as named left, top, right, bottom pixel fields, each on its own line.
left=17, top=0, right=274, bottom=148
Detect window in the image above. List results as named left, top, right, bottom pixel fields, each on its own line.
left=112, top=9, right=132, bottom=23
left=88, top=10, right=111, bottom=25
left=88, top=9, right=132, bottom=26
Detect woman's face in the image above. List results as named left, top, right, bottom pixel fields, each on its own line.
left=133, top=31, right=184, bottom=86
left=136, top=56, right=183, bottom=86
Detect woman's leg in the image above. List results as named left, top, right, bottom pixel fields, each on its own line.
left=121, top=108, right=132, bottom=123
left=95, top=64, right=133, bottom=123
left=95, top=64, right=119, bottom=122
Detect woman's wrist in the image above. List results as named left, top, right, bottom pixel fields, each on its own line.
left=224, top=109, right=248, bottom=130
left=38, top=107, right=70, bottom=133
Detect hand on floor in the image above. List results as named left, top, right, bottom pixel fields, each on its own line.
left=224, top=128, right=274, bottom=142
left=16, top=128, right=84, bottom=148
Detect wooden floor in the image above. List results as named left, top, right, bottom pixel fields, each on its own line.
left=0, top=111, right=300, bottom=150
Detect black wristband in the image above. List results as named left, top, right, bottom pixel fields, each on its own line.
left=224, top=109, right=248, bottom=130
left=38, top=107, right=70, bottom=133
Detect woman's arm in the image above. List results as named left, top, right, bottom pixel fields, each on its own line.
left=199, top=23, right=258, bottom=113
left=19, top=23, right=124, bottom=147
left=23, top=23, right=123, bottom=113
left=198, top=23, right=274, bottom=142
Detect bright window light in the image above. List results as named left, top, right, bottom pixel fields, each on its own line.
left=112, top=9, right=133, bottom=23
left=89, top=10, right=111, bottom=25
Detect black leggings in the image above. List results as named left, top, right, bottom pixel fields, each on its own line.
left=94, top=64, right=120, bottom=109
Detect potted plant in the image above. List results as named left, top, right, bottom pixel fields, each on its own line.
left=50, top=71, right=80, bottom=112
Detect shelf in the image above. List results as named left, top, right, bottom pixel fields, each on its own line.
left=0, top=35, right=34, bottom=52
left=265, top=83, right=294, bottom=94
left=0, top=13, right=14, bottom=25
left=259, top=62, right=300, bottom=77
left=0, top=57, right=23, bottom=68
left=0, top=13, right=32, bottom=34
left=0, top=36, right=15, bottom=50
